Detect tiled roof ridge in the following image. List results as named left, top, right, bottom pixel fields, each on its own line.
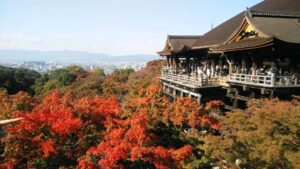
left=168, top=35, right=202, bottom=39
left=247, top=9, right=300, bottom=18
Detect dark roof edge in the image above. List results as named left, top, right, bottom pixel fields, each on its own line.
left=247, top=9, right=300, bottom=18
left=167, top=35, right=202, bottom=39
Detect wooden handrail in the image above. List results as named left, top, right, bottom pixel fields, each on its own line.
left=161, top=71, right=221, bottom=87
left=161, top=67, right=300, bottom=88
left=229, top=73, right=299, bottom=87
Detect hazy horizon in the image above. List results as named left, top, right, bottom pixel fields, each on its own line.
left=0, top=0, right=261, bottom=55
left=0, top=49, right=160, bottom=64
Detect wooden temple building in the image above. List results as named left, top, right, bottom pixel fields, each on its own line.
left=158, top=0, right=300, bottom=110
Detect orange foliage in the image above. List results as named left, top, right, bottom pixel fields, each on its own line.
left=40, top=140, right=57, bottom=158
left=0, top=62, right=225, bottom=168
left=75, top=96, right=121, bottom=127
left=0, top=158, right=18, bottom=169
left=79, top=109, right=193, bottom=169
left=205, top=100, right=224, bottom=110
left=11, top=91, right=82, bottom=138
left=3, top=91, right=122, bottom=168
left=0, top=91, right=34, bottom=119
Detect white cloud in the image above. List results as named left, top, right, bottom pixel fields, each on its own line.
left=0, top=33, right=159, bottom=55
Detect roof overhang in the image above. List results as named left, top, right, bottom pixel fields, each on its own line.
left=157, top=50, right=171, bottom=56
left=191, top=44, right=218, bottom=50
left=225, top=16, right=269, bottom=44
left=210, top=37, right=274, bottom=53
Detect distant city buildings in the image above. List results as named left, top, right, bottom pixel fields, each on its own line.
left=0, top=61, right=146, bottom=74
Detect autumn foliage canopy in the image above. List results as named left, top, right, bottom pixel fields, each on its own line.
left=0, top=62, right=223, bottom=169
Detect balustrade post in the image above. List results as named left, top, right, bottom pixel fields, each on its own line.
left=271, top=73, right=275, bottom=87
left=173, top=89, right=176, bottom=97
left=197, top=95, right=201, bottom=104
left=200, top=75, right=203, bottom=86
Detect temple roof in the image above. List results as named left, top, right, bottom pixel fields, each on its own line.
left=158, top=0, right=300, bottom=56
left=248, top=9, right=300, bottom=18
left=247, top=14, right=300, bottom=44
left=192, top=0, right=300, bottom=49
left=210, top=37, right=274, bottom=53
left=157, top=35, right=201, bottom=56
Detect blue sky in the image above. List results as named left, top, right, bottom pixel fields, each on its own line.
left=0, top=0, right=262, bottom=55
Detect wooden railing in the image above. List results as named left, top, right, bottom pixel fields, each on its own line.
left=229, top=73, right=300, bottom=87
left=161, top=68, right=220, bottom=87
left=161, top=66, right=300, bottom=88
left=162, top=66, right=176, bottom=74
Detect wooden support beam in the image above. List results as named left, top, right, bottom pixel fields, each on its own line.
left=261, top=88, right=265, bottom=95
left=243, top=85, right=247, bottom=91
left=173, top=88, right=176, bottom=97
left=249, top=91, right=255, bottom=99
left=233, top=90, right=238, bottom=108
left=163, top=82, right=202, bottom=99
left=166, top=56, right=170, bottom=67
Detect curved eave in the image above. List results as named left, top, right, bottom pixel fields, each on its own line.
left=225, top=16, right=269, bottom=44
left=157, top=50, right=171, bottom=57
left=191, top=44, right=218, bottom=50
left=157, top=45, right=192, bottom=56
left=210, top=37, right=274, bottom=53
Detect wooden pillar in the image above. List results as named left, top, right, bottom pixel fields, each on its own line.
left=175, top=57, right=179, bottom=69
left=271, top=61, right=276, bottom=70
left=171, top=57, right=175, bottom=67
left=180, top=89, right=184, bottom=97
left=249, top=91, right=255, bottom=99
left=166, top=56, right=170, bottom=67
left=193, top=57, right=197, bottom=72
left=186, top=57, right=190, bottom=73
left=271, top=73, right=276, bottom=87
left=229, top=59, right=234, bottom=74
left=197, top=94, right=201, bottom=104
left=211, top=60, right=215, bottom=77
left=219, top=58, right=223, bottom=75
left=233, top=90, right=238, bottom=108
left=191, top=58, right=194, bottom=72
left=173, top=57, right=177, bottom=68
left=242, top=59, right=246, bottom=70
left=194, top=57, right=198, bottom=71
left=173, top=88, right=176, bottom=97
left=270, top=90, right=274, bottom=99
left=252, top=62, right=257, bottom=75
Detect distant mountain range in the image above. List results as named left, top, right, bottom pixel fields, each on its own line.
left=0, top=49, right=160, bottom=64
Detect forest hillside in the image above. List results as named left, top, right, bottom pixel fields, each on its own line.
left=0, top=60, right=299, bottom=169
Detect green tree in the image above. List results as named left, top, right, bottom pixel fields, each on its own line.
left=93, top=68, right=105, bottom=78
left=113, top=68, right=134, bottom=75
left=65, top=65, right=87, bottom=78
left=33, top=69, right=77, bottom=95
left=0, top=66, right=40, bottom=94
left=202, top=97, right=300, bottom=169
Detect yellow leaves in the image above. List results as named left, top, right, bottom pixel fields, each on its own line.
left=205, top=97, right=300, bottom=168
left=205, top=100, right=224, bottom=111
left=0, top=91, right=33, bottom=119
